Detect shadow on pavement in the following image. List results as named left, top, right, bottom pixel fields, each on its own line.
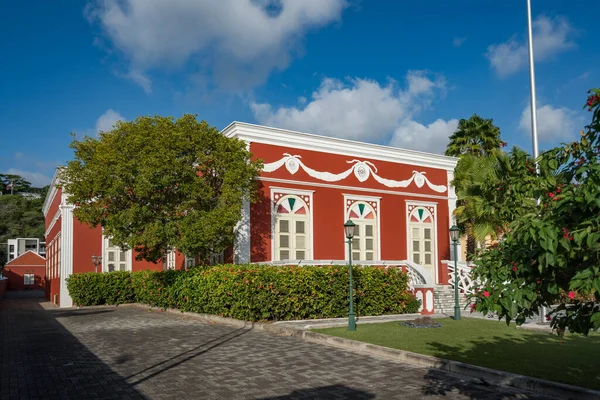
left=0, top=297, right=148, bottom=399
left=257, top=384, right=376, bottom=399
left=125, top=326, right=250, bottom=386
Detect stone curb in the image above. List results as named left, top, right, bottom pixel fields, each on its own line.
left=66, top=303, right=599, bottom=400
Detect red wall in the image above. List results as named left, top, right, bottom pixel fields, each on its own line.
left=3, top=266, right=46, bottom=291
left=45, top=187, right=62, bottom=301
left=73, top=222, right=102, bottom=274
left=72, top=220, right=185, bottom=272
left=250, top=142, right=451, bottom=284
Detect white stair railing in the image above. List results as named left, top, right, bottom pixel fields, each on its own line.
left=442, top=260, right=478, bottom=294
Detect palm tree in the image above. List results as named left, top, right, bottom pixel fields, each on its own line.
left=445, top=114, right=504, bottom=157
left=452, top=148, right=544, bottom=259
left=446, top=115, right=503, bottom=259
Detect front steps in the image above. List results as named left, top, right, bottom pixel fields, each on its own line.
left=434, top=285, right=470, bottom=315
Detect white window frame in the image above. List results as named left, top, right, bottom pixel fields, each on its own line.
left=270, top=187, right=314, bottom=262
left=343, top=194, right=381, bottom=262
left=406, top=201, right=439, bottom=284
left=24, top=273, right=34, bottom=285
left=56, top=234, right=61, bottom=278
left=185, top=255, right=197, bottom=269
left=102, top=235, right=132, bottom=272
left=163, top=249, right=176, bottom=270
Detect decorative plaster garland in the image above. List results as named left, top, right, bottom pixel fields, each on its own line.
left=263, top=153, right=447, bottom=193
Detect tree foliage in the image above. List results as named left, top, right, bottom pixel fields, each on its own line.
left=60, top=115, right=262, bottom=263
left=445, top=114, right=505, bottom=157
left=0, top=193, right=45, bottom=267
left=471, top=89, right=600, bottom=336
left=453, top=147, right=559, bottom=243
left=447, top=114, right=504, bottom=258
left=0, top=174, right=31, bottom=195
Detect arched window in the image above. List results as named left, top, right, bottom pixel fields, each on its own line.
left=347, top=200, right=378, bottom=261
left=408, top=205, right=436, bottom=271
left=274, top=195, right=310, bottom=261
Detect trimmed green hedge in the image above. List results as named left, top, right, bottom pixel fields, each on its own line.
left=67, top=265, right=420, bottom=321
left=66, top=271, right=134, bottom=306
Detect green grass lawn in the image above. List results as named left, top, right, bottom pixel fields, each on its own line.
left=314, top=317, right=600, bottom=390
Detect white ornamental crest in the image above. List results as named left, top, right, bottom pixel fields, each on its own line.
left=413, top=172, right=426, bottom=188
left=285, top=157, right=300, bottom=175
left=353, top=163, right=371, bottom=182
left=262, top=153, right=448, bottom=193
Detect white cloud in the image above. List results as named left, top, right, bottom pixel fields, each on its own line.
left=486, top=16, right=575, bottom=76
left=250, top=71, right=456, bottom=153
left=519, top=103, right=583, bottom=142
left=124, top=70, right=152, bottom=94
left=390, top=119, right=459, bottom=154
left=95, top=109, right=126, bottom=134
left=86, top=0, right=347, bottom=90
left=5, top=168, right=52, bottom=187
left=452, top=37, right=467, bottom=48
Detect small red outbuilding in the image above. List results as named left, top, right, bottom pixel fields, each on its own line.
left=3, top=251, right=46, bottom=291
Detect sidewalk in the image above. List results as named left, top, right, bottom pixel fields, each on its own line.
left=273, top=311, right=554, bottom=332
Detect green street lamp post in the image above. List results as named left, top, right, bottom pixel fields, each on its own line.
left=450, top=225, right=461, bottom=321
left=344, top=219, right=357, bottom=331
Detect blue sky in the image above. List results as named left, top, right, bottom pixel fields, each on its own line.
left=1, top=0, right=598, bottom=187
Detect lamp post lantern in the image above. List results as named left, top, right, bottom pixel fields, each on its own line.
left=449, top=225, right=461, bottom=321
left=344, top=219, right=357, bottom=331
left=91, top=255, right=102, bottom=273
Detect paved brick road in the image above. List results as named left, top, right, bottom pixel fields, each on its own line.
left=0, top=295, right=553, bottom=399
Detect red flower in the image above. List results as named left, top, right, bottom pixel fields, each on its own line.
left=548, top=192, right=555, bottom=198
left=545, top=314, right=551, bottom=321
left=512, top=267, right=517, bottom=272
left=568, top=291, right=576, bottom=299
left=483, top=291, right=490, bottom=297
left=497, top=187, right=501, bottom=191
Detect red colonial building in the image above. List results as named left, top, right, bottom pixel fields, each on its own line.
left=43, top=179, right=187, bottom=307
left=224, top=122, right=461, bottom=313
left=3, top=251, right=46, bottom=291
left=44, top=122, right=461, bottom=311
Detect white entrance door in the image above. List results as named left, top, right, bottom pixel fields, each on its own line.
left=410, top=224, right=434, bottom=269
left=408, top=206, right=436, bottom=280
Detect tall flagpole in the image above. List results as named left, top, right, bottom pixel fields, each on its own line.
left=526, top=0, right=545, bottom=323
left=527, top=0, right=540, bottom=163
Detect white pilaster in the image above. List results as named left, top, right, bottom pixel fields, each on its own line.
left=234, top=199, right=251, bottom=264
left=59, top=204, right=74, bottom=308
left=447, top=169, right=462, bottom=261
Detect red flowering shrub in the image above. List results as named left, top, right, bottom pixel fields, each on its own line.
left=471, top=89, right=600, bottom=336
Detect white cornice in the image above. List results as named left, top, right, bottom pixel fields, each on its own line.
left=259, top=177, right=449, bottom=200
left=222, top=122, right=459, bottom=171
left=45, top=209, right=62, bottom=237
left=42, top=168, right=62, bottom=217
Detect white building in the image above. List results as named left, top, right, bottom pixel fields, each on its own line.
left=6, top=238, right=46, bottom=263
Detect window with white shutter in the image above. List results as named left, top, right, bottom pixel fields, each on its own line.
left=103, top=237, right=131, bottom=272
left=274, top=195, right=311, bottom=261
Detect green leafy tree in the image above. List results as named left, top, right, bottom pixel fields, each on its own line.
left=0, top=174, right=32, bottom=195
left=60, top=115, right=263, bottom=263
left=0, top=195, right=45, bottom=267
left=447, top=114, right=504, bottom=258
left=471, top=89, right=600, bottom=336
left=445, top=114, right=504, bottom=157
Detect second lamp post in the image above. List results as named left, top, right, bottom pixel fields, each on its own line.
left=344, top=219, right=357, bottom=331
left=449, top=225, right=461, bottom=321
